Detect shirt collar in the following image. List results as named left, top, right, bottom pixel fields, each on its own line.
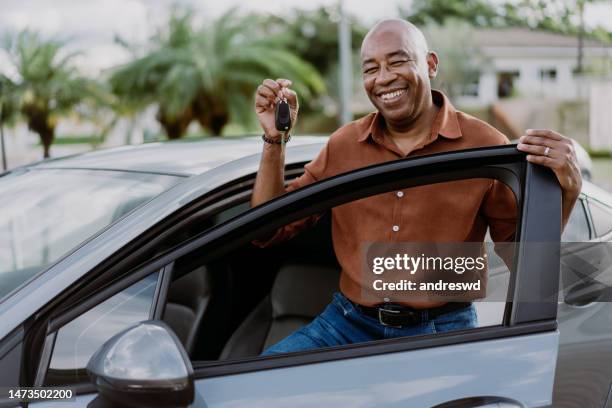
left=358, top=89, right=463, bottom=143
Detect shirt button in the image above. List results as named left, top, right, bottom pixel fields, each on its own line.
left=392, top=225, right=400, bottom=232
left=396, top=191, right=404, bottom=198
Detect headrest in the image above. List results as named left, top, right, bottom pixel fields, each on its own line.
left=270, top=263, right=340, bottom=318
left=167, top=266, right=210, bottom=310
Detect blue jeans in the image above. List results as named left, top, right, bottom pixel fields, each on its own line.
left=262, top=292, right=477, bottom=355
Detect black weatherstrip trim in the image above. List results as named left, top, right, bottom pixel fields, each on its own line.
left=192, top=320, right=556, bottom=379
left=152, top=264, right=173, bottom=320
left=34, top=332, right=56, bottom=386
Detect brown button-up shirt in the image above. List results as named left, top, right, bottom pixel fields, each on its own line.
left=255, top=90, right=517, bottom=307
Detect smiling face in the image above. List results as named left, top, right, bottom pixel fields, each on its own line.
left=361, top=21, right=438, bottom=129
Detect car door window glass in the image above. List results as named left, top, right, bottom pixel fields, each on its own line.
left=589, top=199, right=612, bottom=238
left=170, top=178, right=518, bottom=362
left=562, top=199, right=590, bottom=242
left=45, top=272, right=160, bottom=385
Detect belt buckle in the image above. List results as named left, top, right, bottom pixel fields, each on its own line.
left=378, top=305, right=416, bottom=328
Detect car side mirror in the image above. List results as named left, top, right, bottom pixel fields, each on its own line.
left=86, top=321, right=194, bottom=408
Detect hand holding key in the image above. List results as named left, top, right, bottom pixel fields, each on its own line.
left=255, top=78, right=298, bottom=142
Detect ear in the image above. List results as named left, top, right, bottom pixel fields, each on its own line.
left=426, top=51, right=439, bottom=79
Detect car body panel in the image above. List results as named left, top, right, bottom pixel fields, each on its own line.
left=30, top=332, right=559, bottom=408
left=554, top=240, right=612, bottom=404
left=555, top=301, right=612, bottom=406
left=194, top=332, right=558, bottom=408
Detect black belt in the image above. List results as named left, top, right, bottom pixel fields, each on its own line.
left=353, top=301, right=471, bottom=328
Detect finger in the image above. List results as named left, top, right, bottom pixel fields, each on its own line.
left=518, top=135, right=559, bottom=148
left=520, top=135, right=576, bottom=159
left=517, top=143, right=561, bottom=158
left=276, top=78, right=292, bottom=88
left=525, top=154, right=562, bottom=169
left=255, top=94, right=273, bottom=110
left=256, top=85, right=277, bottom=102
left=262, top=79, right=282, bottom=98
left=525, top=129, right=564, bottom=141
left=283, top=88, right=299, bottom=109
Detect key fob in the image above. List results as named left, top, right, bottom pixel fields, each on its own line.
left=275, top=99, right=292, bottom=132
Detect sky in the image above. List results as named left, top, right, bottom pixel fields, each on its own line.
left=1, top=0, right=612, bottom=76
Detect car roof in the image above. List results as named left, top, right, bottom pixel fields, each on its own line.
left=28, top=136, right=329, bottom=177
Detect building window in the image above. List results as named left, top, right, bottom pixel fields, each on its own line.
left=497, top=71, right=520, bottom=98
left=540, top=68, right=557, bottom=81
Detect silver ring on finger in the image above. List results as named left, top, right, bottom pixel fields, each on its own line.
left=544, top=146, right=551, bottom=157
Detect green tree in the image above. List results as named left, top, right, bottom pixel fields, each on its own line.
left=403, top=0, right=511, bottom=27
left=403, top=0, right=611, bottom=42
left=267, top=6, right=367, bottom=121
left=109, top=8, right=325, bottom=139
left=0, top=74, right=19, bottom=126
left=403, top=0, right=612, bottom=78
left=1, top=30, right=108, bottom=157
left=274, top=7, right=366, bottom=77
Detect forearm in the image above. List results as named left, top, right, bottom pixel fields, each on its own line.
left=251, top=143, right=287, bottom=208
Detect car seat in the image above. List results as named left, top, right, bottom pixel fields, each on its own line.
left=219, top=262, right=340, bottom=359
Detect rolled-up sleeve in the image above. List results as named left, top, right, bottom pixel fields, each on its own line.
left=252, top=142, right=330, bottom=247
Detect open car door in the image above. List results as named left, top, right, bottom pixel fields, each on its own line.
left=187, top=145, right=561, bottom=408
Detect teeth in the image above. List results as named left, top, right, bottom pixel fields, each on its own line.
left=381, top=89, right=406, bottom=100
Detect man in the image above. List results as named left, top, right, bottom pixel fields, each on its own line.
left=251, top=19, right=582, bottom=355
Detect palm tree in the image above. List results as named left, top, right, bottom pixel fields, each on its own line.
left=0, top=75, right=18, bottom=169
left=109, top=8, right=325, bottom=139
left=1, top=30, right=108, bottom=157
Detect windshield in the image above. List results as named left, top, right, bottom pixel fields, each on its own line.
left=0, top=168, right=182, bottom=302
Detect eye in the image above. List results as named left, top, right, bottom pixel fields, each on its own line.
left=390, top=60, right=407, bottom=67
left=363, top=66, right=378, bottom=75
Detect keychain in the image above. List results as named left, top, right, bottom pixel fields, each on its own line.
left=275, top=94, right=292, bottom=149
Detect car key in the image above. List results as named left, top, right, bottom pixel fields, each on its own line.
left=275, top=96, right=292, bottom=149
left=275, top=98, right=292, bottom=132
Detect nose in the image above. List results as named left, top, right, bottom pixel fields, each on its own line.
left=376, top=65, right=396, bottom=86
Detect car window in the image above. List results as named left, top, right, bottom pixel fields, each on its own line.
left=589, top=199, right=612, bottom=238
left=167, top=177, right=519, bottom=362
left=44, top=272, right=160, bottom=385
left=0, top=169, right=181, bottom=302
left=562, top=199, right=590, bottom=242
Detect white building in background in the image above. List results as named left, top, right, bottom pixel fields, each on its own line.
left=457, top=28, right=612, bottom=107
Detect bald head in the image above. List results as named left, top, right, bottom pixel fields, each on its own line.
left=359, top=19, right=439, bottom=130
left=361, top=19, right=429, bottom=58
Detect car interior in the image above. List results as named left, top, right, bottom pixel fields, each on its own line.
left=164, top=210, right=341, bottom=360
